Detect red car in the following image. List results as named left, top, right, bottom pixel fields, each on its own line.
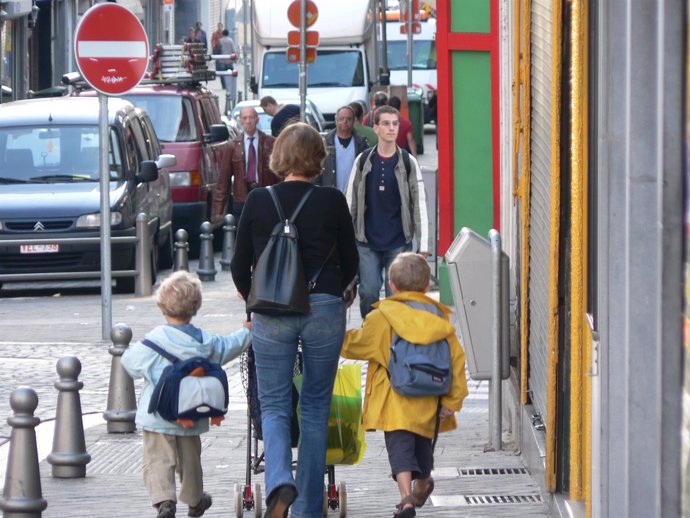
left=77, top=81, right=231, bottom=257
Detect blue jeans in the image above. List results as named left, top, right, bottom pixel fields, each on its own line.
left=357, top=243, right=410, bottom=318
left=252, top=293, right=345, bottom=518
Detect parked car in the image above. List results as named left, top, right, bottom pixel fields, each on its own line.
left=0, top=97, right=175, bottom=293
left=74, top=81, right=230, bottom=257
left=229, top=98, right=328, bottom=135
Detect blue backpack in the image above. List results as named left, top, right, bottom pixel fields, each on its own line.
left=388, top=302, right=452, bottom=397
left=142, top=339, right=229, bottom=422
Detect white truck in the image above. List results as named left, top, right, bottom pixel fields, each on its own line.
left=250, top=0, right=378, bottom=123
left=384, top=17, right=437, bottom=98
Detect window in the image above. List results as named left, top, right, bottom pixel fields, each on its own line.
left=122, top=94, right=198, bottom=142
left=263, top=50, right=366, bottom=88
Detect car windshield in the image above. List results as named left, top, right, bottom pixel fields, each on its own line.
left=263, top=50, right=365, bottom=88
left=122, top=94, right=198, bottom=143
left=385, top=40, right=437, bottom=70
left=0, top=125, right=124, bottom=182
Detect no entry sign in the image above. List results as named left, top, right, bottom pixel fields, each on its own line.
left=74, top=3, right=149, bottom=95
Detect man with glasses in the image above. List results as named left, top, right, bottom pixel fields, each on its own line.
left=318, top=105, right=368, bottom=191
left=345, top=105, right=431, bottom=319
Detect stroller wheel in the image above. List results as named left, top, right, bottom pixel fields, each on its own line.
left=338, top=482, right=347, bottom=517
left=254, top=483, right=263, bottom=518
left=234, top=483, right=244, bottom=517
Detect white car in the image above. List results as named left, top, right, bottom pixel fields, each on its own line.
left=229, top=98, right=329, bottom=136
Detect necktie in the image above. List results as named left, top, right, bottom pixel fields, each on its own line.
left=247, top=137, right=257, bottom=184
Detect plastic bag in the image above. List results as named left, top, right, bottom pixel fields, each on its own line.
left=294, top=363, right=366, bottom=465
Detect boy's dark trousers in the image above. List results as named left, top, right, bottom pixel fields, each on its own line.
left=384, top=430, right=434, bottom=480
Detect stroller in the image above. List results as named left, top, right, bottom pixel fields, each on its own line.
left=235, top=346, right=348, bottom=518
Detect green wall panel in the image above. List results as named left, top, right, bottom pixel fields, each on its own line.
left=452, top=51, right=494, bottom=238
left=451, top=0, right=490, bottom=33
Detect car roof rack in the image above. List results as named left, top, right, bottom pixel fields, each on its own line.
left=62, top=43, right=216, bottom=91
left=148, top=43, right=216, bottom=83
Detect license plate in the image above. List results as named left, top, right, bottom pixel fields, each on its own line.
left=20, top=244, right=59, bottom=254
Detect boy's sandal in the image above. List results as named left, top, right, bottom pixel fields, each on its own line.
left=412, top=477, right=435, bottom=507
left=393, top=495, right=416, bottom=518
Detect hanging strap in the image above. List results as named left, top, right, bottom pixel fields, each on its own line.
left=142, top=338, right=180, bottom=364
left=308, top=243, right=336, bottom=290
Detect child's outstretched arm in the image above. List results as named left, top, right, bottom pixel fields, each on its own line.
left=341, top=313, right=388, bottom=366
left=212, top=324, right=252, bottom=364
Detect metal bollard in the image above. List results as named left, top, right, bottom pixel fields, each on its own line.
left=174, top=229, right=190, bottom=272
left=103, top=323, right=137, bottom=433
left=0, top=387, right=48, bottom=518
left=197, top=221, right=217, bottom=281
left=47, top=357, right=91, bottom=478
left=219, top=214, right=236, bottom=271
left=135, top=213, right=153, bottom=297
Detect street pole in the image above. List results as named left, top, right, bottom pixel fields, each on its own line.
left=243, top=0, right=249, bottom=101
left=380, top=0, right=389, bottom=86
left=99, top=94, right=113, bottom=340
left=407, top=0, right=413, bottom=87
left=489, top=229, right=503, bottom=451
left=299, top=0, right=307, bottom=121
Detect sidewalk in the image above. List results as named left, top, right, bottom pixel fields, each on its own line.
left=0, top=264, right=550, bottom=517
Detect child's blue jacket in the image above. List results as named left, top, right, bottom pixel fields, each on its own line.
left=121, top=324, right=251, bottom=435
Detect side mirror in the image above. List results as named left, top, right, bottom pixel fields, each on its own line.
left=156, top=154, right=177, bottom=169
left=204, top=123, right=230, bottom=143
left=250, top=76, right=258, bottom=95
left=136, top=160, right=159, bottom=183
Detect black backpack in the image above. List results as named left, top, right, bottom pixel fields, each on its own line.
left=246, top=186, right=333, bottom=316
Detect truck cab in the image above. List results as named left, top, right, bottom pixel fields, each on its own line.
left=251, top=0, right=378, bottom=123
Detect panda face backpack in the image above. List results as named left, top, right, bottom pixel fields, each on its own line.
left=142, top=339, right=229, bottom=423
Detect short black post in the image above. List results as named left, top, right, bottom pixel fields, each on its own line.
left=47, top=356, right=91, bottom=478
left=197, top=221, right=217, bottom=281
left=174, top=228, right=190, bottom=272
left=219, top=214, right=236, bottom=271
left=103, top=323, right=136, bottom=433
left=0, top=387, right=47, bottom=518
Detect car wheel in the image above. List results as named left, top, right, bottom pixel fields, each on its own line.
left=158, top=227, right=174, bottom=270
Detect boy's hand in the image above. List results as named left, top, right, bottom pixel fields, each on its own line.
left=439, top=407, right=454, bottom=420
left=243, top=320, right=252, bottom=330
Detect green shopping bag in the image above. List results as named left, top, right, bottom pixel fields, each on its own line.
left=294, top=363, right=366, bottom=465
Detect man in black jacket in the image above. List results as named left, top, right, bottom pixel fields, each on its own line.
left=317, top=105, right=368, bottom=192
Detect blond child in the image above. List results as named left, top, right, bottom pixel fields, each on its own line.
left=341, top=253, right=468, bottom=518
left=122, top=271, right=251, bottom=518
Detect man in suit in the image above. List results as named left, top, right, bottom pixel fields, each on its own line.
left=317, top=105, right=368, bottom=192
left=212, top=107, right=278, bottom=221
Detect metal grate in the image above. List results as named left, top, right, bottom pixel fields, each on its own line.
left=460, top=467, right=528, bottom=476
left=465, top=494, right=543, bottom=506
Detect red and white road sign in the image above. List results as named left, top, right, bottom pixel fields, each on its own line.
left=74, top=3, right=149, bottom=96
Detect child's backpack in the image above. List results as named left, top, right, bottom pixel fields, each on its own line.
left=246, top=185, right=334, bottom=316
left=142, top=339, right=229, bottom=423
left=388, top=301, right=452, bottom=397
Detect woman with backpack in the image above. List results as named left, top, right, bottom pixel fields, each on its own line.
left=230, top=122, right=359, bottom=518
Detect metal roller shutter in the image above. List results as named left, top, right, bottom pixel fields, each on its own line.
left=527, top=0, right=553, bottom=420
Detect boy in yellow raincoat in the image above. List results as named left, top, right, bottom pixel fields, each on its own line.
left=341, top=252, right=468, bottom=518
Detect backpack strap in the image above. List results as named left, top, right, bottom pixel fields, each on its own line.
left=308, top=242, right=336, bottom=290
left=357, top=146, right=375, bottom=172
left=401, top=149, right=411, bottom=177
left=358, top=147, right=411, bottom=177
left=266, top=185, right=315, bottom=224
left=142, top=338, right=180, bottom=364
